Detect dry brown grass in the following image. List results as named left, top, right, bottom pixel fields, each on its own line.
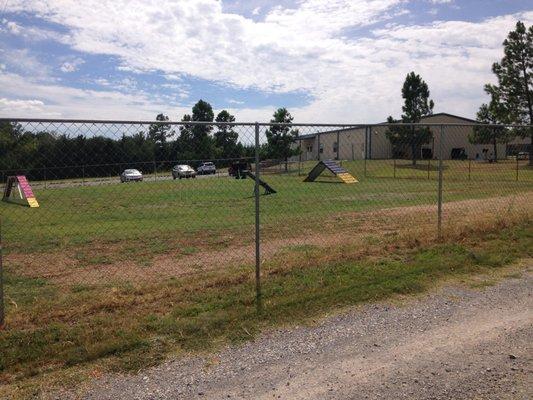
left=6, top=193, right=532, bottom=286
left=1, top=192, right=532, bottom=400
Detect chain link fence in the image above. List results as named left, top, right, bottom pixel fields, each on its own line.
left=0, top=119, right=531, bottom=384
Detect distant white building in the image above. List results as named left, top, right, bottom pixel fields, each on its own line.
left=292, top=113, right=530, bottom=161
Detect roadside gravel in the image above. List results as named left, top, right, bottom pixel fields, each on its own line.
left=65, top=269, right=532, bottom=400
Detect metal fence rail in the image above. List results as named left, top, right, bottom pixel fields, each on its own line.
left=0, top=119, right=531, bottom=373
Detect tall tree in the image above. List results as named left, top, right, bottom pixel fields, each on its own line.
left=0, top=122, right=24, bottom=170
left=470, top=102, right=514, bottom=161
left=265, top=108, right=299, bottom=170
left=176, top=114, right=195, bottom=160
left=191, top=100, right=215, bottom=159
left=148, top=113, right=172, bottom=161
left=148, top=114, right=171, bottom=144
left=385, top=72, right=434, bottom=165
left=214, top=110, right=239, bottom=159
left=484, top=21, right=532, bottom=164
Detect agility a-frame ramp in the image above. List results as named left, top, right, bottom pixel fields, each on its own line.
left=304, top=160, right=358, bottom=184
left=2, top=175, right=40, bottom=207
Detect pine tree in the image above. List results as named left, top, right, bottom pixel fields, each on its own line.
left=264, top=108, right=299, bottom=171
left=148, top=113, right=172, bottom=161
left=470, top=103, right=514, bottom=161
left=385, top=72, right=434, bottom=165
left=484, top=21, right=532, bottom=164
left=214, top=110, right=239, bottom=159
left=191, top=100, right=215, bottom=160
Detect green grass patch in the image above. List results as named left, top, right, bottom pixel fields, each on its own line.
left=1, top=222, right=531, bottom=393
left=1, top=160, right=531, bottom=254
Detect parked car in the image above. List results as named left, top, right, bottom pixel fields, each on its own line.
left=517, top=151, right=529, bottom=160
left=172, top=164, right=196, bottom=179
left=197, top=161, right=216, bottom=175
left=120, top=169, right=143, bottom=182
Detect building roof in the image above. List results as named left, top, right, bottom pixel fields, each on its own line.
left=295, top=112, right=477, bottom=140
left=297, top=126, right=355, bottom=140
left=421, top=112, right=477, bottom=124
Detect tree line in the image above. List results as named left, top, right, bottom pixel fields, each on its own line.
left=0, top=101, right=300, bottom=180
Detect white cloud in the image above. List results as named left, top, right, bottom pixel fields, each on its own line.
left=164, top=74, right=183, bottom=81
left=94, top=78, right=110, bottom=86
left=1, top=1, right=532, bottom=122
left=1, top=18, right=70, bottom=42
left=60, top=57, right=85, bottom=73
left=160, top=83, right=190, bottom=99
left=0, top=98, right=45, bottom=113
left=2, top=48, right=56, bottom=81
left=1, top=0, right=404, bottom=94
left=60, top=62, right=76, bottom=72
left=0, top=71, right=190, bottom=119
left=6, top=20, right=22, bottom=34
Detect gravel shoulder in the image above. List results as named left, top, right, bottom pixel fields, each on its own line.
left=70, top=267, right=532, bottom=400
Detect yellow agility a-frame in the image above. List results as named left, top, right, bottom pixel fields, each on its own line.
left=304, top=160, right=358, bottom=184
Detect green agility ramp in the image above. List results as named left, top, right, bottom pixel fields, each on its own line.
left=304, top=160, right=358, bottom=184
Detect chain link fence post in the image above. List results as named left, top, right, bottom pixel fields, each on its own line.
left=254, top=122, right=262, bottom=313
left=516, top=154, right=518, bottom=182
left=437, top=125, right=444, bottom=239
left=364, top=126, right=368, bottom=178
left=317, top=132, right=321, bottom=161
left=369, top=126, right=373, bottom=160
left=336, top=131, right=340, bottom=160
left=299, top=140, right=302, bottom=176
left=0, top=218, right=4, bottom=330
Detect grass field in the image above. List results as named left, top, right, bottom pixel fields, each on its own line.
left=0, top=159, right=532, bottom=398
left=1, top=159, right=532, bottom=252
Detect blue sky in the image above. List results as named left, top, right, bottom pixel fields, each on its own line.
left=0, top=0, right=531, bottom=122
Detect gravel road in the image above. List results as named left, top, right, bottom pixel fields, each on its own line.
left=71, top=269, right=532, bottom=400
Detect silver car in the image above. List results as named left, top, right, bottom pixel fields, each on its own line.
left=172, top=164, right=197, bottom=179
left=197, top=161, right=216, bottom=175
left=120, top=169, right=143, bottom=182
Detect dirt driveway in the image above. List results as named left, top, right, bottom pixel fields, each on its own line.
left=65, top=266, right=533, bottom=400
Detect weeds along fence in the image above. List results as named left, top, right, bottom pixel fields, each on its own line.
left=0, top=119, right=531, bottom=380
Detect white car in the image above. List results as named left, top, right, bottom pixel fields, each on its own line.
left=197, top=162, right=216, bottom=175
left=172, top=164, right=197, bottom=179
left=120, top=169, right=143, bottom=182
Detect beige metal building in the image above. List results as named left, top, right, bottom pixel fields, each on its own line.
left=293, top=113, right=530, bottom=161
